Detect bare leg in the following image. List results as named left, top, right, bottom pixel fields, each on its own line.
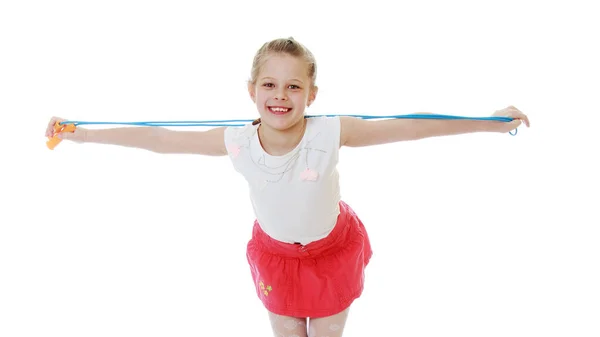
left=307, top=307, right=350, bottom=337
left=268, top=311, right=308, bottom=337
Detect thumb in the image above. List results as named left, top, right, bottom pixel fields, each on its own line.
left=506, top=119, right=521, bottom=132
left=57, top=129, right=80, bottom=141
left=57, top=131, right=70, bottom=139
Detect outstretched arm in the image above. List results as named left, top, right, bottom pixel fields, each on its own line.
left=45, top=117, right=228, bottom=156
left=340, top=106, right=530, bottom=147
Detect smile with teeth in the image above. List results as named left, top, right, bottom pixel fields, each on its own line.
left=268, top=106, right=291, bottom=115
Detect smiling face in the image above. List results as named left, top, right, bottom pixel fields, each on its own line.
left=248, top=53, right=318, bottom=131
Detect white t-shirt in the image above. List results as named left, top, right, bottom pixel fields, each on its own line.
left=224, top=116, right=342, bottom=245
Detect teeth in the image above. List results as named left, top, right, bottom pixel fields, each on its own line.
left=270, top=107, right=289, bottom=112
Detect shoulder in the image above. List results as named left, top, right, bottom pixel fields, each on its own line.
left=306, top=115, right=341, bottom=131
left=224, top=122, right=257, bottom=142
left=223, top=122, right=257, bottom=159
left=306, top=115, right=341, bottom=148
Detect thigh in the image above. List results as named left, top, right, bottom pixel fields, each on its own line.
left=308, top=307, right=350, bottom=337
left=268, top=311, right=308, bottom=337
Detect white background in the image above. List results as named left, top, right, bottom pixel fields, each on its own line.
left=1, top=0, right=599, bottom=336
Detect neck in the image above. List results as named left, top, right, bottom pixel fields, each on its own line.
left=258, top=118, right=306, bottom=155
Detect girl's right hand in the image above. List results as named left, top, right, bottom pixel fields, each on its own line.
left=45, top=117, right=87, bottom=143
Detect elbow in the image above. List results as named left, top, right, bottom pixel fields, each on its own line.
left=149, top=127, right=173, bottom=153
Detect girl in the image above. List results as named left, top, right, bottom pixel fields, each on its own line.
left=45, top=37, right=530, bottom=337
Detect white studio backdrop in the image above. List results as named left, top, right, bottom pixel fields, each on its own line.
left=1, top=0, right=599, bottom=336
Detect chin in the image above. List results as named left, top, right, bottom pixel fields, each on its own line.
left=260, top=109, right=305, bottom=129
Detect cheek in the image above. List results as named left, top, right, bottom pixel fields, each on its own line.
left=291, top=91, right=308, bottom=102
left=254, top=91, right=268, bottom=105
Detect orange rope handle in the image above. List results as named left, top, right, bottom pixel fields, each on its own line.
left=46, top=122, right=76, bottom=150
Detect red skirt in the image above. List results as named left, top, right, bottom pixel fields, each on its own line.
left=246, top=201, right=373, bottom=318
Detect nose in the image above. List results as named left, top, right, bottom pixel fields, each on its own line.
left=274, top=88, right=288, bottom=101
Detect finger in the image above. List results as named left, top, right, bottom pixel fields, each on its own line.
left=57, top=129, right=71, bottom=140
left=46, top=118, right=56, bottom=137
left=57, top=127, right=80, bottom=141
left=46, top=119, right=59, bottom=137
left=508, top=119, right=522, bottom=132
left=514, top=112, right=529, bottom=127
left=46, top=117, right=64, bottom=137
left=522, top=114, right=530, bottom=127
left=506, top=106, right=529, bottom=127
left=509, top=107, right=521, bottom=116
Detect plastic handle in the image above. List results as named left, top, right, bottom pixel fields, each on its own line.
left=47, top=122, right=76, bottom=150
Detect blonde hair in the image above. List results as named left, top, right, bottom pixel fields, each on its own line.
left=249, top=37, right=317, bottom=125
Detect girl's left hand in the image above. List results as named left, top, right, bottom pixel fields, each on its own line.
left=491, top=105, right=531, bottom=133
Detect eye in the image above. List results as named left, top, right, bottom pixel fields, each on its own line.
left=289, top=85, right=301, bottom=89
left=262, top=82, right=274, bottom=88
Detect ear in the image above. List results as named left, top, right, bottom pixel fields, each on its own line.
left=247, top=82, right=256, bottom=103
left=307, top=86, right=318, bottom=107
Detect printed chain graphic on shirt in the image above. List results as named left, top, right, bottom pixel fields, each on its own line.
left=227, top=123, right=328, bottom=183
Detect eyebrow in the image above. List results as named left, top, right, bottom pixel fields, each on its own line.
left=260, top=76, right=305, bottom=84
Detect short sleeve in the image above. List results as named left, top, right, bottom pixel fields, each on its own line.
left=223, top=126, right=243, bottom=172
left=223, top=126, right=235, bottom=152
left=322, top=116, right=341, bottom=163
left=223, top=123, right=256, bottom=173
left=329, top=116, right=341, bottom=150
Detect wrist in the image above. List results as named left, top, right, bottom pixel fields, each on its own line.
left=482, top=121, right=501, bottom=133
left=79, top=127, right=91, bottom=143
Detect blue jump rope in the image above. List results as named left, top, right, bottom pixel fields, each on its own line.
left=58, top=114, right=518, bottom=135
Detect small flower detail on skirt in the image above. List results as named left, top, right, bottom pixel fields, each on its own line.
left=259, top=281, right=272, bottom=296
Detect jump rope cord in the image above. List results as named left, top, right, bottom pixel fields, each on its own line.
left=59, top=114, right=518, bottom=135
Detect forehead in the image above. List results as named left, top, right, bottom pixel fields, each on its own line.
left=259, top=53, right=309, bottom=80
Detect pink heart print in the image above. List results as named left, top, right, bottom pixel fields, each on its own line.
left=227, top=144, right=241, bottom=158
left=300, top=168, right=318, bottom=181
